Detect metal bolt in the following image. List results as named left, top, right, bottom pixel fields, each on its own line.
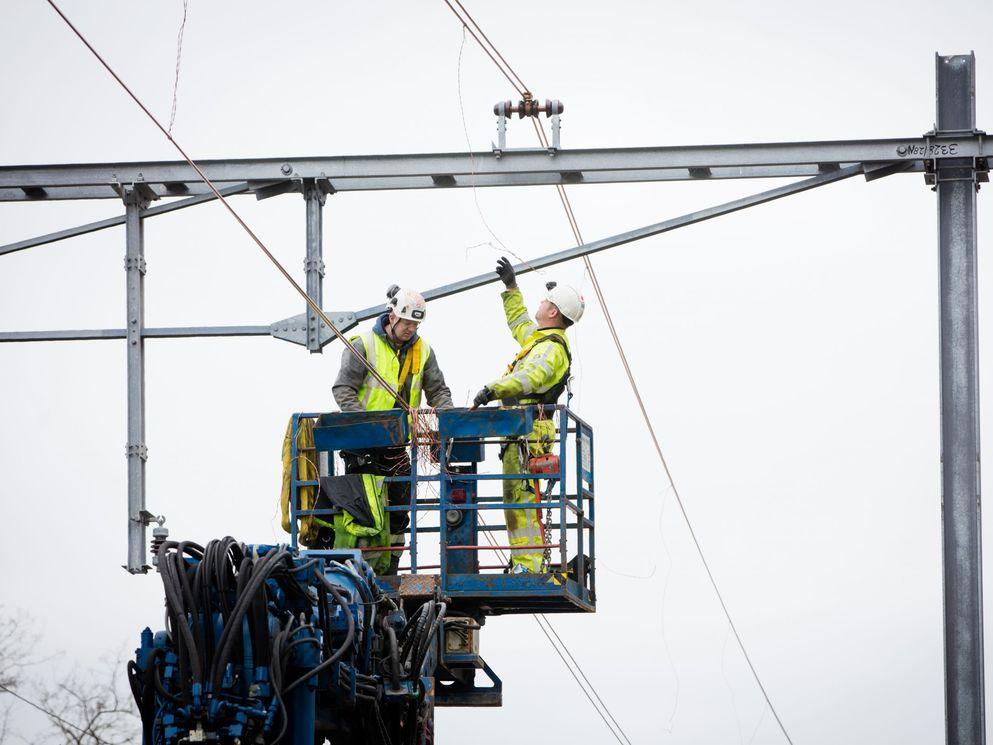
left=281, top=163, right=292, bottom=175
left=896, top=145, right=908, bottom=156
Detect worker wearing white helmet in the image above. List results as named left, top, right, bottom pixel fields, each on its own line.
left=472, top=257, right=584, bottom=574
left=333, top=284, right=453, bottom=573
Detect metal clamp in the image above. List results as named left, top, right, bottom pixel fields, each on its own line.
left=125, top=443, right=149, bottom=460
left=492, top=96, right=564, bottom=157
left=124, top=255, right=147, bottom=274
left=118, top=182, right=157, bottom=208
left=922, top=128, right=989, bottom=190
left=303, top=257, right=326, bottom=276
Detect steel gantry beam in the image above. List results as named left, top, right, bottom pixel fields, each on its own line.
left=0, top=136, right=989, bottom=201
left=0, top=163, right=866, bottom=345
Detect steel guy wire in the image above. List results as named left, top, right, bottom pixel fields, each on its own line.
left=535, top=115, right=795, bottom=745
left=441, top=0, right=524, bottom=96
left=44, top=0, right=411, bottom=417
left=448, top=0, right=529, bottom=94
left=0, top=683, right=90, bottom=738
left=167, top=0, right=189, bottom=135
left=455, top=25, right=545, bottom=277
left=656, top=486, right=681, bottom=733
left=721, top=621, right=747, bottom=745
left=441, top=6, right=637, bottom=743
left=441, top=4, right=794, bottom=742
left=475, top=514, right=632, bottom=745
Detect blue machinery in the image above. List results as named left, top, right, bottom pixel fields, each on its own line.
left=130, top=405, right=595, bottom=743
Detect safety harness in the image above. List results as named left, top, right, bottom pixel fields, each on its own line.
left=392, top=337, right=423, bottom=409
left=504, top=333, right=572, bottom=405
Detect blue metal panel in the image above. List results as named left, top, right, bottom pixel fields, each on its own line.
left=445, top=471, right=479, bottom=575
left=446, top=438, right=486, bottom=463
left=313, top=410, right=408, bottom=451
left=437, top=407, right=532, bottom=439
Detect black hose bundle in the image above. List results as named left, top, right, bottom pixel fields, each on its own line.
left=141, top=539, right=426, bottom=744
left=283, top=579, right=355, bottom=695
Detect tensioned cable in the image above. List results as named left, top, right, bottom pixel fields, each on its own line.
left=474, top=515, right=632, bottom=745
left=442, top=3, right=794, bottom=743
left=449, top=0, right=528, bottom=94
left=441, top=0, right=523, bottom=96
left=0, top=683, right=90, bottom=737
left=44, top=0, right=412, bottom=416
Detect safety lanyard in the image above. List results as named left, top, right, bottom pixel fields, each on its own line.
left=396, top=338, right=423, bottom=390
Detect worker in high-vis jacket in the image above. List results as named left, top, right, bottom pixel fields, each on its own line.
left=333, top=285, right=454, bottom=573
left=472, top=258, right=585, bottom=573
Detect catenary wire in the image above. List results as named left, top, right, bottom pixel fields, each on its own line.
left=441, top=0, right=524, bottom=96
left=536, top=117, right=796, bottom=745
left=442, top=4, right=795, bottom=743
left=448, top=0, right=528, bottom=94
left=475, top=515, right=631, bottom=745
left=44, top=0, right=412, bottom=417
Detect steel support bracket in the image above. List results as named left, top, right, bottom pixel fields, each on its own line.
left=255, top=178, right=303, bottom=201
left=270, top=310, right=357, bottom=348
left=124, top=255, right=147, bottom=274
left=303, top=257, right=326, bottom=276
left=862, top=161, right=914, bottom=181
left=137, top=509, right=164, bottom=526
left=922, top=128, right=989, bottom=188
left=118, top=182, right=157, bottom=208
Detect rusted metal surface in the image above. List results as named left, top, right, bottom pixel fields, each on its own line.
left=399, top=573, right=440, bottom=598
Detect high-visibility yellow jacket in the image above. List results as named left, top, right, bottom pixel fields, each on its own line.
left=332, top=313, right=453, bottom=412
left=488, top=288, right=571, bottom=405
left=348, top=330, right=432, bottom=411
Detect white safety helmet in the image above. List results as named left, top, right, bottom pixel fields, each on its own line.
left=544, top=282, right=585, bottom=324
left=386, top=285, right=427, bottom=322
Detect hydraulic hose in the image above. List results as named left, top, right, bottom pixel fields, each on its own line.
left=210, top=548, right=291, bottom=689
left=411, top=602, right=446, bottom=679
left=158, top=546, right=203, bottom=686
left=282, top=579, right=355, bottom=695
left=382, top=621, right=401, bottom=690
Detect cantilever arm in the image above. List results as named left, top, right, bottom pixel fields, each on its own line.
left=353, top=163, right=865, bottom=323
left=0, top=164, right=865, bottom=344
left=0, top=182, right=264, bottom=257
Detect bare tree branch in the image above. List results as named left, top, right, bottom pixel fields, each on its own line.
left=35, top=655, right=139, bottom=745
left=0, top=609, right=138, bottom=745
left=0, top=606, right=39, bottom=691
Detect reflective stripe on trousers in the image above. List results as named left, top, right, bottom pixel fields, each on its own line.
left=502, top=419, right=555, bottom=572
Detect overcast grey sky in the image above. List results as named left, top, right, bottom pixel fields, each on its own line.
left=3, top=0, right=993, bottom=742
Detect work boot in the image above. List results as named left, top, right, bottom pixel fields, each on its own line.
left=385, top=550, right=402, bottom=576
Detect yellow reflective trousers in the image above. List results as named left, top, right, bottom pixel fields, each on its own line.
left=502, top=418, right=556, bottom=573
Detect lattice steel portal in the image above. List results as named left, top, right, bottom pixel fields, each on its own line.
left=0, top=52, right=987, bottom=745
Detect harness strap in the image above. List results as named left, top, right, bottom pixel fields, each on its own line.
left=396, top=338, right=422, bottom=391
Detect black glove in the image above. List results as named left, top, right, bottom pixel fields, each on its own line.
left=472, top=387, right=494, bottom=408
left=495, top=257, right=517, bottom=289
